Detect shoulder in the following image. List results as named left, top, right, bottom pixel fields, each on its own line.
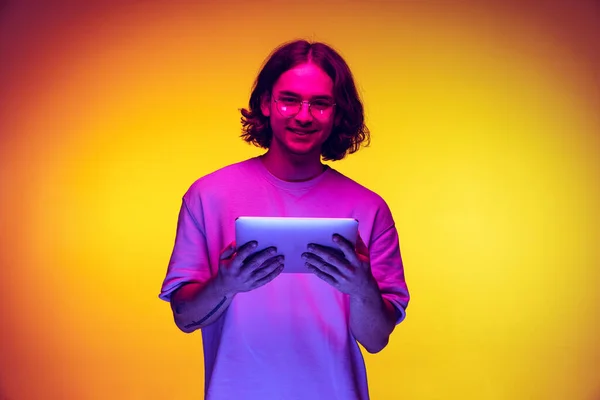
left=325, top=168, right=396, bottom=230
left=326, top=168, right=388, bottom=208
left=184, top=157, right=257, bottom=199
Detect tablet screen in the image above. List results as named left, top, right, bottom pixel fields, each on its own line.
left=235, top=216, right=359, bottom=273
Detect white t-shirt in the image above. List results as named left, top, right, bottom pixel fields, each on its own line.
left=159, top=156, right=410, bottom=400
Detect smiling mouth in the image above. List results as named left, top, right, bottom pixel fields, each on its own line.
left=289, top=128, right=317, bottom=135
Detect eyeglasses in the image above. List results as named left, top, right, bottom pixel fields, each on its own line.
left=273, top=97, right=336, bottom=118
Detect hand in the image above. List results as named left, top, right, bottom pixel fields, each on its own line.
left=302, top=234, right=378, bottom=298
left=217, top=240, right=285, bottom=296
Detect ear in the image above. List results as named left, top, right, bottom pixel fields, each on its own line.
left=260, top=92, right=271, bottom=117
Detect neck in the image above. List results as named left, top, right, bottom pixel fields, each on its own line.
left=260, top=150, right=325, bottom=182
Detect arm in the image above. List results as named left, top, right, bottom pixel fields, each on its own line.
left=170, top=278, right=234, bottom=333
left=170, top=241, right=285, bottom=333
left=349, top=283, right=397, bottom=353
left=304, top=233, right=407, bottom=353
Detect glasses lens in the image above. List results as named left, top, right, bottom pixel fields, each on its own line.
left=278, top=99, right=301, bottom=117
left=276, top=98, right=335, bottom=117
left=311, top=100, right=333, bottom=112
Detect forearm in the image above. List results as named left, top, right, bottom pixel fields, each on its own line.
left=170, top=277, right=234, bottom=333
left=349, top=286, right=397, bottom=353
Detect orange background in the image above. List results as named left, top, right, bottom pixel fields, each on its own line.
left=1, top=1, right=599, bottom=399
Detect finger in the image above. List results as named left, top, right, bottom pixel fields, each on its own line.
left=307, top=263, right=338, bottom=287
left=304, top=244, right=346, bottom=267
left=307, top=259, right=343, bottom=278
left=302, top=252, right=342, bottom=275
left=232, top=241, right=259, bottom=268
left=332, top=234, right=361, bottom=266
left=252, top=255, right=284, bottom=280
left=253, top=263, right=285, bottom=288
left=240, top=246, right=278, bottom=271
left=219, top=241, right=236, bottom=260
left=356, top=234, right=369, bottom=257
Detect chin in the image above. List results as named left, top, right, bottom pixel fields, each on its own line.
left=284, top=143, right=322, bottom=157
left=272, top=131, right=326, bottom=157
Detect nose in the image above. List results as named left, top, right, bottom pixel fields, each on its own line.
left=294, top=102, right=313, bottom=123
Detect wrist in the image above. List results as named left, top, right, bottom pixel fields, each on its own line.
left=213, top=274, right=237, bottom=298
left=350, top=280, right=381, bottom=303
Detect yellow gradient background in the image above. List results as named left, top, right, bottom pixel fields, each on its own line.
left=1, top=1, right=599, bottom=399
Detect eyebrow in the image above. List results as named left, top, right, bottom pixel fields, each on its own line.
left=276, top=90, right=334, bottom=101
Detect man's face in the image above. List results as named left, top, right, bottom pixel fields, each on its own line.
left=261, top=63, right=336, bottom=159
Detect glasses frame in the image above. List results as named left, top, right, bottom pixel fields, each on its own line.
left=273, top=97, right=336, bottom=118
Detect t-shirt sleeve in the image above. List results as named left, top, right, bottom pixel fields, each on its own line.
left=368, top=202, right=410, bottom=325
left=158, top=194, right=212, bottom=302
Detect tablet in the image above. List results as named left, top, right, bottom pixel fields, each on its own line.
left=235, top=216, right=359, bottom=273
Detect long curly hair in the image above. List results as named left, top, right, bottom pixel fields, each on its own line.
left=240, top=39, right=370, bottom=161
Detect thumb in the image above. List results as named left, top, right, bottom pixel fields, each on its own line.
left=356, top=234, right=369, bottom=257
left=220, top=241, right=236, bottom=260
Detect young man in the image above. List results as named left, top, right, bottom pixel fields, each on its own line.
left=159, top=39, right=410, bottom=400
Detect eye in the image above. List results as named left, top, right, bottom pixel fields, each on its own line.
left=279, top=97, right=299, bottom=105
left=312, top=100, right=332, bottom=110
